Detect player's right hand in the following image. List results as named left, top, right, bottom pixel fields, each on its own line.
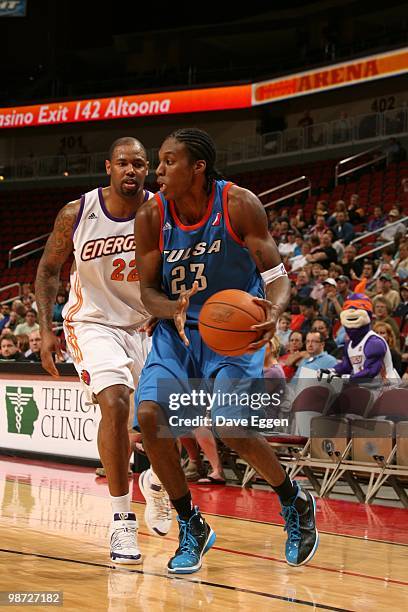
left=173, top=281, right=198, bottom=346
left=40, top=330, right=63, bottom=377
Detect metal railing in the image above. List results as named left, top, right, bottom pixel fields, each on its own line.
left=8, top=233, right=50, bottom=268
left=228, top=106, right=408, bottom=166
left=334, top=145, right=387, bottom=186
left=350, top=216, right=408, bottom=245
left=258, top=176, right=311, bottom=209
left=0, top=283, right=21, bottom=305
left=354, top=240, right=395, bottom=261
left=0, top=107, right=407, bottom=180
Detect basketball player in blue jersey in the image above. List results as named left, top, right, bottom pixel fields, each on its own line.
left=134, top=128, right=319, bottom=574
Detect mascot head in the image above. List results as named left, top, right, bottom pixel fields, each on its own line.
left=340, top=292, right=373, bottom=329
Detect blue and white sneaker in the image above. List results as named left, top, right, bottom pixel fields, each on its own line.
left=167, top=507, right=216, bottom=574
left=280, top=483, right=319, bottom=566
left=109, top=512, right=142, bottom=564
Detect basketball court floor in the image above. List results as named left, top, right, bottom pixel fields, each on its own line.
left=0, top=456, right=406, bottom=611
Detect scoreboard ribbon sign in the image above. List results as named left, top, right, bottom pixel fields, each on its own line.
left=0, top=47, right=406, bottom=129
left=0, top=0, right=26, bottom=17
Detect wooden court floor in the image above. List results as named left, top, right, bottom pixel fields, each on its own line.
left=0, top=457, right=407, bottom=611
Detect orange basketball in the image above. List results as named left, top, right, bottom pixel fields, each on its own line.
left=198, top=289, right=265, bottom=356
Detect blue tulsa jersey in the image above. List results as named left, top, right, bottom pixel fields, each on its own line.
left=155, top=179, right=264, bottom=324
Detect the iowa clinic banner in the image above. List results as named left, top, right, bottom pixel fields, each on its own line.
left=0, top=378, right=101, bottom=460
left=0, top=1, right=26, bottom=17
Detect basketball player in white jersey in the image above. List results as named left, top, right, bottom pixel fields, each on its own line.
left=35, top=137, right=171, bottom=564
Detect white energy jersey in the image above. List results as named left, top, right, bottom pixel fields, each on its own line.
left=62, top=187, right=153, bottom=328
left=347, top=330, right=396, bottom=378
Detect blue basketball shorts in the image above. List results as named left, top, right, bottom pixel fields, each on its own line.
left=134, top=320, right=266, bottom=436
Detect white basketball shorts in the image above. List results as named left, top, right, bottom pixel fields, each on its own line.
left=63, top=321, right=151, bottom=397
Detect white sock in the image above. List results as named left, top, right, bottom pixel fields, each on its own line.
left=110, top=492, right=131, bottom=514
left=149, top=469, right=162, bottom=487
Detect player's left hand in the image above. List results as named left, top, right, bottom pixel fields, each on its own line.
left=174, top=281, right=199, bottom=346
left=248, top=297, right=279, bottom=351
left=138, top=316, right=159, bottom=336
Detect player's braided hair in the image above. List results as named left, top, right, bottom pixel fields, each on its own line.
left=169, top=128, right=224, bottom=194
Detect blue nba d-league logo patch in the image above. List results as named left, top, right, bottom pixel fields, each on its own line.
left=0, top=1, right=27, bottom=17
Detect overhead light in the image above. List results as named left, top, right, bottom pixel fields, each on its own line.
left=62, top=171, right=69, bottom=177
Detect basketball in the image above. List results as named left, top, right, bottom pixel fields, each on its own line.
left=198, top=289, right=265, bottom=356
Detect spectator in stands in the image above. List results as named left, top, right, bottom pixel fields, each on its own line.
left=347, top=194, right=365, bottom=224
left=311, top=318, right=337, bottom=354
left=372, top=247, right=397, bottom=281
left=14, top=309, right=40, bottom=337
left=290, top=241, right=311, bottom=272
left=384, top=137, right=406, bottom=164
left=379, top=209, right=406, bottom=243
left=373, top=297, right=400, bottom=347
left=297, top=110, right=313, bottom=128
left=181, top=431, right=226, bottom=485
left=310, top=262, right=323, bottom=283
left=11, top=300, right=26, bottom=325
left=315, top=200, right=329, bottom=218
left=320, top=278, right=341, bottom=318
left=335, top=112, right=351, bottom=143
left=0, top=304, right=11, bottom=332
left=292, top=331, right=337, bottom=379
left=328, top=263, right=344, bottom=280
left=16, top=333, right=29, bottom=355
left=327, top=200, right=347, bottom=226
left=340, top=244, right=363, bottom=278
left=332, top=211, right=355, bottom=245
left=298, top=297, right=319, bottom=336
left=372, top=322, right=403, bottom=376
left=373, top=273, right=401, bottom=311
left=276, top=313, right=292, bottom=348
left=1, top=311, right=18, bottom=334
left=368, top=205, right=386, bottom=233
left=0, top=333, right=28, bottom=361
left=290, top=208, right=307, bottom=233
left=267, top=209, right=278, bottom=228
left=394, top=239, right=408, bottom=280
left=25, top=330, right=42, bottom=362
left=22, top=295, right=35, bottom=311
left=310, top=268, right=329, bottom=302
left=309, top=214, right=328, bottom=242
left=53, top=291, right=67, bottom=323
left=279, top=330, right=306, bottom=380
left=306, top=232, right=338, bottom=269
left=278, top=229, right=298, bottom=257
left=295, top=270, right=313, bottom=299
left=264, top=336, right=286, bottom=380
left=21, top=282, right=33, bottom=299
left=337, top=275, right=352, bottom=300
left=394, top=280, right=408, bottom=320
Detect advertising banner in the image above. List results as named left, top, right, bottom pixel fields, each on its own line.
left=0, top=84, right=252, bottom=129
left=252, top=48, right=408, bottom=105
left=0, top=378, right=101, bottom=460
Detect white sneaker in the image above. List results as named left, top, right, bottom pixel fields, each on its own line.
left=139, top=469, right=172, bottom=536
left=109, top=512, right=142, bottom=564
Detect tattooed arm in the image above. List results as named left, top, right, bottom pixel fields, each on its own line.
left=35, top=200, right=80, bottom=375
left=228, top=186, right=291, bottom=349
